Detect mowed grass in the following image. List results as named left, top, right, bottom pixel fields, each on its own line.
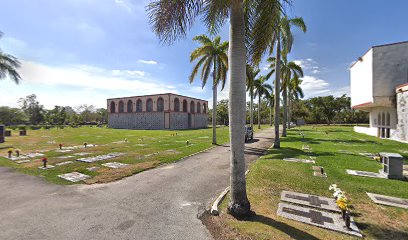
left=219, top=125, right=408, bottom=240
left=0, top=126, right=235, bottom=184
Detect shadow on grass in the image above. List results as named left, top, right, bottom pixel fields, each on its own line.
left=283, top=136, right=379, bottom=145
left=247, top=212, right=320, bottom=240
left=358, top=222, right=408, bottom=239
left=263, top=147, right=335, bottom=160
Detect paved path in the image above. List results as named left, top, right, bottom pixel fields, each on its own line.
left=0, top=127, right=275, bottom=240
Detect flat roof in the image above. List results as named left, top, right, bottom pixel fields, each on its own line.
left=107, top=93, right=208, bottom=102
left=350, top=40, right=408, bottom=69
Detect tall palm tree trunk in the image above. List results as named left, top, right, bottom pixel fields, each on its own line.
left=270, top=99, right=273, bottom=126
left=287, top=92, right=292, bottom=129
left=282, top=85, right=287, bottom=137
left=212, top=62, right=217, bottom=144
left=227, top=0, right=250, bottom=217
left=273, top=36, right=281, bottom=148
left=250, top=90, right=254, bottom=130
left=258, top=94, right=261, bottom=129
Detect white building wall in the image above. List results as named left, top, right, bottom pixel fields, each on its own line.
left=350, top=49, right=373, bottom=107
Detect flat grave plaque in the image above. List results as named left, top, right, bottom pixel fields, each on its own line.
left=56, top=161, right=73, bottom=166
left=16, top=160, right=30, bottom=164
left=277, top=202, right=362, bottom=238
left=101, top=162, right=128, bottom=169
left=58, top=172, right=90, bottom=182
left=281, top=191, right=340, bottom=212
left=73, top=152, right=91, bottom=156
left=302, top=145, right=312, bottom=151
left=38, top=165, right=55, bottom=170
left=346, top=169, right=386, bottom=179
left=313, top=172, right=327, bottom=178
left=283, top=158, right=315, bottom=164
left=55, top=149, right=73, bottom=153
left=367, top=192, right=408, bottom=209
left=5, top=156, right=29, bottom=161
left=25, top=153, right=45, bottom=158
left=76, top=153, right=125, bottom=163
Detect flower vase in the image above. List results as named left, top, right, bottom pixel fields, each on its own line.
left=341, top=209, right=346, bottom=220
left=345, top=211, right=351, bottom=229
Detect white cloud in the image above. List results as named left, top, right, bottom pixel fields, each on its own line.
left=114, top=0, right=133, bottom=12
left=137, top=59, right=158, bottom=65
left=300, top=75, right=330, bottom=98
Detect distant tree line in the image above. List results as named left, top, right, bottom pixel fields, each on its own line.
left=0, top=94, right=107, bottom=127
left=208, top=95, right=368, bottom=126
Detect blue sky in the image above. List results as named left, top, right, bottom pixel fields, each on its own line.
left=1, top=0, right=407, bottom=109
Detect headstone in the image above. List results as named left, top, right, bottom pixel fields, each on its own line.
left=0, top=125, right=5, bottom=143
left=38, top=165, right=55, bottom=170
left=76, top=153, right=125, bottom=163
left=283, top=158, right=315, bottom=164
left=19, top=130, right=27, bottom=136
left=312, top=166, right=327, bottom=177
left=55, top=149, right=73, bottom=153
left=367, top=192, right=408, bottom=209
left=25, top=153, right=45, bottom=158
left=5, top=130, right=11, bottom=137
left=56, top=161, right=73, bottom=166
left=379, top=152, right=404, bottom=179
left=346, top=169, right=386, bottom=179
left=281, top=191, right=340, bottom=212
left=277, top=203, right=362, bottom=238
left=73, top=152, right=91, bottom=156
left=302, top=145, right=312, bottom=151
left=6, top=156, right=29, bottom=161
left=58, top=172, right=90, bottom=182
left=101, top=162, right=128, bottom=169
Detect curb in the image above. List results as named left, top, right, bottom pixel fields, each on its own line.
left=209, top=169, right=251, bottom=216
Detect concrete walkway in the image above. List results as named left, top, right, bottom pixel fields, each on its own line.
left=0, top=127, right=275, bottom=240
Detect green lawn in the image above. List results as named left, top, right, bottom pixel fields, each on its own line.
left=0, top=126, right=235, bottom=184
left=219, top=125, right=408, bottom=240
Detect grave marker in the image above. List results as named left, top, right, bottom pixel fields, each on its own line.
left=281, top=191, right=340, bottom=212
left=277, top=202, right=362, bottom=237
left=56, top=161, right=73, bottom=166
left=346, top=169, right=386, bottom=179
left=0, top=125, right=4, bottom=143
left=58, top=172, right=90, bottom=182
left=283, top=158, right=315, bottom=164
left=102, top=162, right=128, bottom=169
left=367, top=192, right=408, bottom=209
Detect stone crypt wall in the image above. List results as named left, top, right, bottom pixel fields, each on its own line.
left=393, top=84, right=408, bottom=142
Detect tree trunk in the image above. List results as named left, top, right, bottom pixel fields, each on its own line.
left=269, top=99, right=272, bottom=126
left=288, top=93, right=292, bottom=129
left=282, top=84, right=287, bottom=137
left=212, top=62, right=217, bottom=145
left=273, top=36, right=281, bottom=148
left=258, top=94, right=261, bottom=129
left=227, top=0, right=250, bottom=218
left=250, top=90, right=254, bottom=130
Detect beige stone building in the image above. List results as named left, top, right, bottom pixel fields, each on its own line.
left=107, top=93, right=208, bottom=130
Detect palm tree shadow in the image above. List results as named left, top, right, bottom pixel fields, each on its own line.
left=246, top=212, right=320, bottom=240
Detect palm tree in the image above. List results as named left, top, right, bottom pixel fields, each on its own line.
left=147, top=0, right=286, bottom=218
left=190, top=34, right=228, bottom=145
left=254, top=76, right=272, bottom=129
left=266, top=93, right=274, bottom=126
left=288, top=75, right=304, bottom=127
left=0, top=31, right=22, bottom=84
left=246, top=64, right=260, bottom=130
left=268, top=56, right=303, bottom=136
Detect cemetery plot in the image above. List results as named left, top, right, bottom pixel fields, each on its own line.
left=277, top=202, right=362, bottom=238
left=38, top=165, right=55, bottom=170
left=283, top=158, right=315, bottom=164
left=55, top=161, right=73, bottom=166
left=346, top=169, right=386, bottom=179
left=76, top=153, right=125, bottom=163
left=58, top=172, right=90, bottom=182
left=101, top=162, right=128, bottom=169
left=281, top=191, right=340, bottom=212
left=367, top=192, right=408, bottom=209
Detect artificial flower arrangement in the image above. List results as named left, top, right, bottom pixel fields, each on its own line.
left=7, top=148, right=13, bottom=158
left=373, top=156, right=381, bottom=162
left=329, top=184, right=352, bottom=228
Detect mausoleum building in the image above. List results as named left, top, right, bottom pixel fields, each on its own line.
left=107, top=93, right=208, bottom=130
left=350, top=41, right=408, bottom=142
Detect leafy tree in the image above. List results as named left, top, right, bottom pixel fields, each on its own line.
left=0, top=106, right=27, bottom=125
left=18, top=94, right=44, bottom=124
left=76, top=104, right=96, bottom=123
left=216, top=99, right=229, bottom=126
left=0, top=31, right=22, bottom=84
left=96, top=108, right=108, bottom=123
left=44, top=106, right=67, bottom=125
left=147, top=0, right=288, bottom=217
left=189, top=34, right=228, bottom=144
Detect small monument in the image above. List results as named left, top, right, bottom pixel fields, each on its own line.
left=379, top=152, right=404, bottom=179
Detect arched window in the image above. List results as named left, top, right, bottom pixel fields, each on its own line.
left=146, top=99, right=153, bottom=112
left=386, top=112, right=390, bottom=126
left=190, top=101, right=195, bottom=113
left=157, top=97, right=164, bottom=112
left=382, top=112, right=385, bottom=125
left=110, top=102, right=116, bottom=113
left=119, top=101, right=124, bottom=113
left=183, top=100, right=188, bottom=112
left=174, top=98, right=180, bottom=112
left=378, top=113, right=381, bottom=126
left=136, top=99, right=142, bottom=112
left=203, top=103, right=207, bottom=113
left=127, top=100, right=133, bottom=112
left=197, top=102, right=201, bottom=113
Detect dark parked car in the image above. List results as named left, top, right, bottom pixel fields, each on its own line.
left=245, top=126, right=253, bottom=142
